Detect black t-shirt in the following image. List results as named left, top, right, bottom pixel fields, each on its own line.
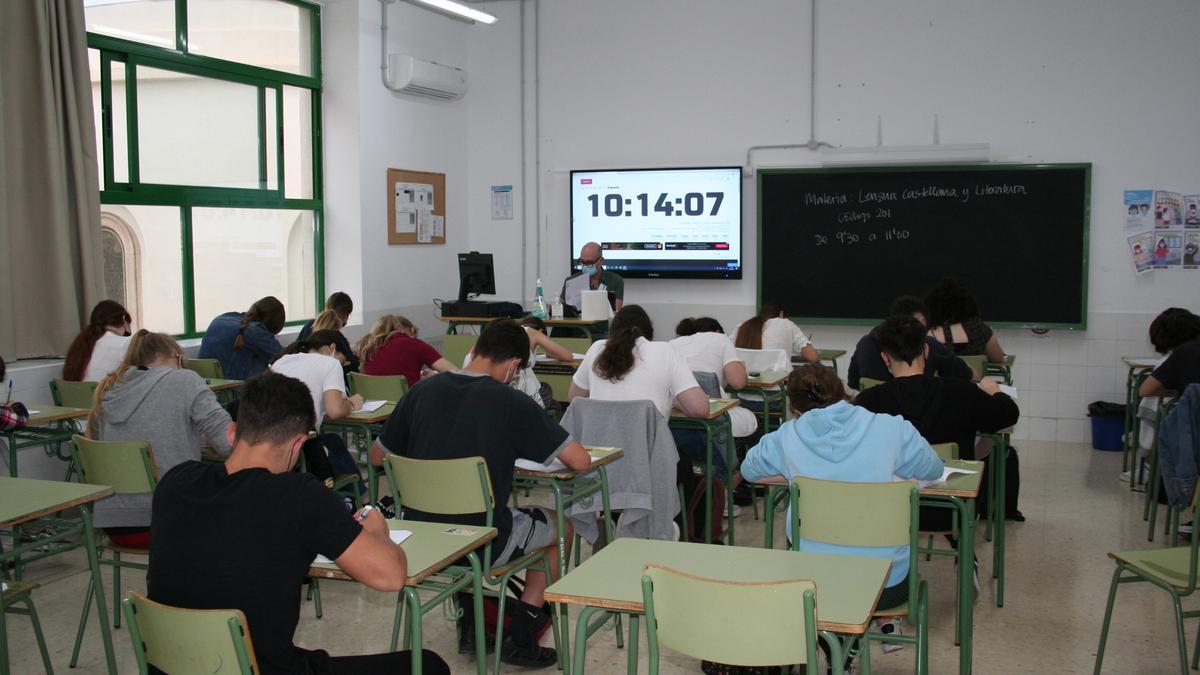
left=1153, top=339, right=1200, bottom=393
left=855, top=374, right=1020, bottom=460
left=847, top=331, right=973, bottom=390
left=377, top=372, right=570, bottom=554
left=147, top=461, right=361, bottom=675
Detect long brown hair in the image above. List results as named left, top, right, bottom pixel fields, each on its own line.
left=270, top=330, right=343, bottom=365
left=356, top=314, right=417, bottom=364
left=311, top=309, right=344, bottom=332
left=734, top=302, right=781, bottom=350
left=787, top=363, right=847, bottom=415
left=594, top=305, right=653, bottom=382
left=234, top=297, right=286, bottom=350
left=89, top=330, right=183, bottom=432
left=62, top=300, right=132, bottom=381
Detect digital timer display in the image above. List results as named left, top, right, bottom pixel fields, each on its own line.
left=570, top=166, right=742, bottom=280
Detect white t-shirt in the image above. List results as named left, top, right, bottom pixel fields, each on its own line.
left=572, top=337, right=700, bottom=419
left=84, top=331, right=132, bottom=382
left=736, top=317, right=811, bottom=356
left=670, top=332, right=759, bottom=438
left=270, top=353, right=346, bottom=425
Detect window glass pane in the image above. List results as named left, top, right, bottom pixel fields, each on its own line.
left=100, top=205, right=185, bottom=335
left=192, top=208, right=316, bottom=329
left=283, top=86, right=313, bottom=199
left=100, top=228, right=127, bottom=307
left=88, top=53, right=130, bottom=185
left=264, top=87, right=278, bottom=190
left=136, top=65, right=259, bottom=189
left=187, top=0, right=313, bottom=76
left=85, top=0, right=176, bottom=50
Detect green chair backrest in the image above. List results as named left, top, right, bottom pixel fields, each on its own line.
left=959, top=355, right=985, bottom=382
left=71, top=435, right=158, bottom=494
left=931, top=442, right=959, bottom=461
left=348, top=372, right=409, bottom=400
left=184, top=358, right=224, bottom=380
left=539, top=373, right=572, bottom=405
left=641, top=564, right=818, bottom=669
left=123, top=592, right=258, bottom=675
left=442, top=334, right=479, bottom=369
left=383, top=454, right=493, bottom=518
left=790, top=477, right=917, bottom=548
left=52, top=379, right=98, bottom=409
left=858, top=377, right=885, bottom=391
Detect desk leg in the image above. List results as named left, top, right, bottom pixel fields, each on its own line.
left=992, top=436, right=1008, bottom=608
left=599, top=467, right=615, bottom=542
left=4, top=431, right=16, bottom=477
left=81, top=506, right=117, bottom=674
left=405, top=588, right=424, bottom=675
left=468, top=552, right=487, bottom=675
left=626, top=614, right=639, bottom=674
left=724, top=418, right=735, bottom=546
left=547, top=482, right=571, bottom=671
left=571, top=606, right=604, bottom=675
left=762, top=485, right=787, bottom=549
left=446, top=322, right=458, bottom=335
left=954, top=496, right=975, bottom=675
left=820, top=630, right=846, bottom=675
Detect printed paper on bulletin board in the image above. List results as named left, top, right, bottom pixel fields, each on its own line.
left=388, top=168, right=446, bottom=245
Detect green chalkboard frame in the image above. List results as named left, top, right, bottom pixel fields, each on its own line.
left=756, top=162, right=1092, bottom=330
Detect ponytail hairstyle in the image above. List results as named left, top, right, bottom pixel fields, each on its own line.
left=325, top=292, right=354, bottom=321
left=89, top=330, right=183, bottom=431
left=594, top=305, right=654, bottom=382
left=356, top=314, right=417, bottom=364
left=311, top=309, right=345, bottom=332
left=734, top=302, right=781, bottom=350
left=786, top=363, right=847, bottom=415
left=63, top=300, right=132, bottom=381
left=270, top=330, right=343, bottom=365
left=234, top=296, right=286, bottom=350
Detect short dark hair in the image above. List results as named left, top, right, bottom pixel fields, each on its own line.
left=874, top=315, right=927, bottom=365
left=675, top=316, right=724, bottom=337
left=924, top=278, right=980, bottom=326
left=888, top=295, right=929, bottom=321
left=326, top=292, right=353, bottom=318
left=786, top=364, right=847, bottom=414
left=1149, top=307, right=1200, bottom=354
left=234, top=371, right=315, bottom=446
left=519, top=316, right=547, bottom=334
left=474, top=319, right=531, bottom=369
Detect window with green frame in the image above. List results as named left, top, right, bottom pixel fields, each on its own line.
left=85, top=0, right=324, bottom=338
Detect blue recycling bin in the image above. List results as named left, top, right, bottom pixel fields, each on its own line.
left=1088, top=401, right=1126, bottom=452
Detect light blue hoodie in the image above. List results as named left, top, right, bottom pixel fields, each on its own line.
left=740, top=400, right=944, bottom=587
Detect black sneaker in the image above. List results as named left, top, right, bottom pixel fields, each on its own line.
left=375, top=496, right=397, bottom=519
left=732, top=483, right=755, bottom=507
left=499, top=638, right=556, bottom=668
left=457, top=624, right=496, bottom=655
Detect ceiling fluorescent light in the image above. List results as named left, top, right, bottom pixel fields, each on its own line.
left=404, top=0, right=497, bottom=24
left=820, top=143, right=991, bottom=167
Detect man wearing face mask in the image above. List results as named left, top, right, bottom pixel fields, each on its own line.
left=369, top=319, right=591, bottom=667
left=561, top=241, right=625, bottom=315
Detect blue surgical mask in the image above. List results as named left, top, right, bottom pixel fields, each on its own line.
left=580, top=265, right=597, bottom=275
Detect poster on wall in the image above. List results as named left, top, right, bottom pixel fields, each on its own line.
left=1155, top=191, right=1184, bottom=228
left=1185, top=195, right=1200, bottom=228
left=1128, top=231, right=1155, bottom=275
left=1153, top=230, right=1184, bottom=268
left=1125, top=190, right=1154, bottom=230
left=1185, top=232, right=1200, bottom=269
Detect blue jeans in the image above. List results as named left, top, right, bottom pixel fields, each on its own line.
left=671, top=428, right=730, bottom=480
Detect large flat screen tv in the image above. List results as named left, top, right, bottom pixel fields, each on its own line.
left=570, top=166, right=743, bottom=279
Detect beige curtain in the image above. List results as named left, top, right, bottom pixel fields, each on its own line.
left=0, top=0, right=103, bottom=359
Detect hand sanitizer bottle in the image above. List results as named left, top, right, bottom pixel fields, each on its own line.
left=531, top=278, right=548, bottom=318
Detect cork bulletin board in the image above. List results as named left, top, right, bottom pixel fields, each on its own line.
left=387, top=168, right=446, bottom=245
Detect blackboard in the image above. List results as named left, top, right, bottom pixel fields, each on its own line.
left=758, top=164, right=1091, bottom=328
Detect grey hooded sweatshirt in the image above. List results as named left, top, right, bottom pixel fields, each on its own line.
left=90, top=367, right=233, bottom=529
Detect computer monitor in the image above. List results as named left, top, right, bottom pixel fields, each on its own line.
left=457, top=251, right=496, bottom=302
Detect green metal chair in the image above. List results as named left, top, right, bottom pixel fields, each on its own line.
left=1095, top=487, right=1200, bottom=674
left=1, top=579, right=54, bottom=674
left=68, top=435, right=158, bottom=666
left=641, top=564, right=818, bottom=674
left=959, top=356, right=985, bottom=382
left=122, top=591, right=258, bottom=675
left=442, top=334, right=479, bottom=369
left=51, top=378, right=98, bottom=410
left=383, top=454, right=561, bottom=674
left=183, top=358, right=225, bottom=380
left=920, top=443, right=961, bottom=563
left=348, top=372, right=409, bottom=401
left=790, top=476, right=929, bottom=674
left=858, top=377, right=885, bottom=391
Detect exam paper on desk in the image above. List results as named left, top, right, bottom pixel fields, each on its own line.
left=514, top=451, right=604, bottom=473
left=903, top=466, right=978, bottom=489
left=355, top=399, right=387, bottom=413
left=313, top=529, right=412, bottom=564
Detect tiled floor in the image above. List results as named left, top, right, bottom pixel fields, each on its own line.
left=4, top=440, right=1190, bottom=673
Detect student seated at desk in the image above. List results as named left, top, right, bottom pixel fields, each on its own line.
left=148, top=371, right=449, bottom=675
left=0, top=356, right=30, bottom=431
left=198, top=296, right=286, bottom=380
left=1139, top=307, right=1200, bottom=398
left=269, top=330, right=370, bottom=506
left=298, top=291, right=353, bottom=341
left=733, top=301, right=820, bottom=363
left=88, top=331, right=232, bottom=549
left=369, top=319, right=591, bottom=668
left=466, top=316, right=573, bottom=410
left=855, top=315, right=1019, bottom=536
left=847, top=295, right=973, bottom=390
left=305, top=308, right=360, bottom=375
left=62, top=299, right=133, bottom=382
left=359, top=314, right=455, bottom=386
left=740, top=364, right=943, bottom=616
left=670, top=316, right=756, bottom=439
left=925, top=278, right=1005, bottom=363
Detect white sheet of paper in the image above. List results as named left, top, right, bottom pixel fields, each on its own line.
left=26, top=410, right=40, bottom=416
left=533, top=353, right=586, bottom=362
left=514, top=452, right=600, bottom=473
left=355, top=399, right=387, bottom=413
left=564, top=273, right=590, bottom=309
left=313, top=529, right=412, bottom=565
left=417, top=212, right=434, bottom=242
left=912, top=466, right=978, bottom=488
left=997, top=384, right=1018, bottom=400
left=395, top=206, right=417, bottom=234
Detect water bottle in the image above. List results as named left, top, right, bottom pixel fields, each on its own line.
left=532, top=278, right=548, bottom=318
left=552, top=296, right=564, bottom=319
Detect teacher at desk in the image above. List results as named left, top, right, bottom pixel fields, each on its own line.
left=561, top=241, right=625, bottom=316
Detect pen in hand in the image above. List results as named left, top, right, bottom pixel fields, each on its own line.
left=354, top=504, right=375, bottom=522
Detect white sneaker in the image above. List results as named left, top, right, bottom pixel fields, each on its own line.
left=731, top=504, right=742, bottom=517
left=1118, top=470, right=1131, bottom=483
left=671, top=521, right=681, bottom=541
left=872, top=618, right=904, bottom=653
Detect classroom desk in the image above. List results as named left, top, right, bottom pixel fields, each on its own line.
left=204, top=377, right=243, bottom=406
left=749, top=461, right=983, bottom=675
left=981, top=427, right=1014, bottom=608
left=544, top=538, right=889, bottom=675
left=440, top=316, right=610, bottom=341
left=322, top=403, right=397, bottom=504
left=1121, top=357, right=1159, bottom=476
left=984, top=354, right=1016, bottom=385
left=669, top=398, right=740, bottom=545
left=308, top=519, right=496, bottom=675
left=733, top=370, right=790, bottom=434
left=0, top=477, right=117, bottom=674
left=2, top=405, right=88, bottom=478
left=799, top=348, right=846, bottom=373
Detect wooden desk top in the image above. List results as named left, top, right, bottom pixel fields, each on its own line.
left=0, top=477, right=114, bottom=527
left=308, top=519, right=496, bottom=586
left=671, top=398, right=740, bottom=420
left=21, top=405, right=88, bottom=425
left=439, top=316, right=609, bottom=327
left=747, top=459, right=984, bottom=499
left=513, top=447, right=624, bottom=480
left=742, top=371, right=790, bottom=388
left=1122, top=356, right=1160, bottom=369
left=205, top=378, right=243, bottom=392
left=544, top=538, right=888, bottom=634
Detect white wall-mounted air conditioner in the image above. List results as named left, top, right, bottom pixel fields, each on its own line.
left=386, top=54, right=467, bottom=101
